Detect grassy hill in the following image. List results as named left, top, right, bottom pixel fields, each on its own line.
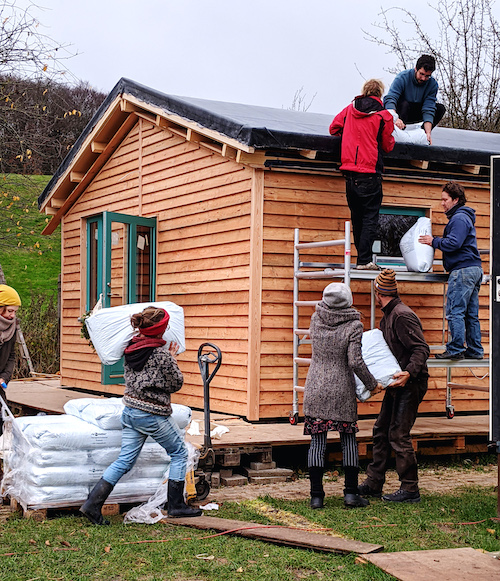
left=0, top=174, right=61, bottom=301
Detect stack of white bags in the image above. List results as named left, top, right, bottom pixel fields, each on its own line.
left=1, top=398, right=192, bottom=510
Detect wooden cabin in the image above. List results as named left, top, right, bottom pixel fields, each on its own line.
left=38, top=78, right=496, bottom=421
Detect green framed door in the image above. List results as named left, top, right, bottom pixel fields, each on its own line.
left=86, top=212, right=157, bottom=384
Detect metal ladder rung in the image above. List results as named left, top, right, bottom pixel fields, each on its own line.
left=294, top=329, right=310, bottom=336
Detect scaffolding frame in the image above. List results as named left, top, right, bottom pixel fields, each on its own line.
left=290, top=224, right=489, bottom=424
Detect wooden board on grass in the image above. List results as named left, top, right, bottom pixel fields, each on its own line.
left=364, top=547, right=500, bottom=580
left=162, top=515, right=383, bottom=554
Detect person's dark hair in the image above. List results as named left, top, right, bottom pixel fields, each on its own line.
left=443, top=181, right=467, bottom=205
left=130, top=306, right=165, bottom=330
left=416, top=54, right=436, bottom=72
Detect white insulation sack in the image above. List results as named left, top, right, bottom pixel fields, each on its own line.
left=355, top=329, right=402, bottom=402
left=400, top=217, right=435, bottom=272
left=393, top=123, right=430, bottom=146
left=63, top=398, right=192, bottom=432
left=84, top=301, right=185, bottom=365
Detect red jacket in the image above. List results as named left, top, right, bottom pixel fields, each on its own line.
left=329, top=96, right=395, bottom=174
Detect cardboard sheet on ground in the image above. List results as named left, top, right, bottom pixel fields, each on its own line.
left=85, top=301, right=185, bottom=365
left=355, top=329, right=401, bottom=401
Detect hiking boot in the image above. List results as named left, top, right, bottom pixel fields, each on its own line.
left=356, top=262, right=380, bottom=271
left=463, top=351, right=484, bottom=360
left=382, top=489, right=421, bottom=503
left=344, top=493, right=369, bottom=508
left=435, top=351, right=464, bottom=360
left=358, top=483, right=382, bottom=498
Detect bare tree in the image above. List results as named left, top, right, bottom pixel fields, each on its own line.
left=364, top=0, right=500, bottom=131
left=288, top=86, right=317, bottom=112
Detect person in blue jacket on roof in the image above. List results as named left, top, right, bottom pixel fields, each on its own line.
left=419, top=181, right=483, bottom=360
left=384, top=54, right=446, bottom=145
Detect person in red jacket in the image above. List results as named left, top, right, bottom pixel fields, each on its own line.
left=330, top=79, right=395, bottom=270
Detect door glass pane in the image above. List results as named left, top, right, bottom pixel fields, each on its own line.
left=135, top=225, right=152, bottom=302
left=108, top=222, right=128, bottom=307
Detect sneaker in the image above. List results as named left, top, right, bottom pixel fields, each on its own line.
left=382, top=489, right=421, bottom=503
left=356, top=262, right=380, bottom=271
left=358, top=483, right=382, bottom=498
left=435, top=351, right=464, bottom=360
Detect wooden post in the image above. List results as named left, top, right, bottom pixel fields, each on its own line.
left=247, top=169, right=264, bottom=421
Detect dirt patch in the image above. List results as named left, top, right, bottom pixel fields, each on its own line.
left=206, top=465, right=498, bottom=504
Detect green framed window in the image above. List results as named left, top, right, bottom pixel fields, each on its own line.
left=374, top=206, right=427, bottom=263
left=86, top=211, right=157, bottom=384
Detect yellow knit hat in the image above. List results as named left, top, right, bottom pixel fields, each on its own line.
left=0, top=284, right=21, bottom=306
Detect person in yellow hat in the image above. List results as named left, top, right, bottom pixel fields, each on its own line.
left=0, top=283, right=21, bottom=417
left=0, top=283, right=21, bottom=484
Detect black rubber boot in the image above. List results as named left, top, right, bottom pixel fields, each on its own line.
left=167, top=480, right=202, bottom=517
left=80, top=478, right=114, bottom=525
left=309, top=466, right=325, bottom=509
left=344, top=466, right=369, bottom=508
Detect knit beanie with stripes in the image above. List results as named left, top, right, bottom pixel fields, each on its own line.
left=374, top=268, right=398, bottom=296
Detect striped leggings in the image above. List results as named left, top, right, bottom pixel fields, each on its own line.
left=308, top=430, right=359, bottom=468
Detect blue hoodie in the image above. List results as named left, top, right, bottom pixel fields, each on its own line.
left=431, top=204, right=482, bottom=273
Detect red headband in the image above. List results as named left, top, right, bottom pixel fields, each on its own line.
left=139, top=309, right=170, bottom=337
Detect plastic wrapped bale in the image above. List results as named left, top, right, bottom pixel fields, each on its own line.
left=355, top=329, right=402, bottom=402
left=0, top=406, right=191, bottom=510
left=84, top=301, right=185, bottom=365
left=63, top=398, right=192, bottom=433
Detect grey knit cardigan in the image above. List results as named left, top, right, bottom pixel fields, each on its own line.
left=303, top=302, right=377, bottom=423
left=123, top=345, right=183, bottom=416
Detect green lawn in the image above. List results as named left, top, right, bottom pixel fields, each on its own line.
left=0, top=174, right=60, bottom=300
left=1, top=486, right=499, bottom=581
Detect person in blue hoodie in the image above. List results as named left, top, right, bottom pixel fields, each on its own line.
left=384, top=55, right=446, bottom=145
left=419, top=182, right=483, bottom=360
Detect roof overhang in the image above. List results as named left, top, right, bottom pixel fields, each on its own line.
left=39, top=78, right=500, bottom=235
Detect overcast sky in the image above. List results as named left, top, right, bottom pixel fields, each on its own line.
left=17, top=0, right=500, bottom=116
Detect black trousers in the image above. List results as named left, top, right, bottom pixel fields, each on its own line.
left=397, top=99, right=446, bottom=128
left=345, top=173, right=383, bottom=266
left=364, top=377, right=428, bottom=493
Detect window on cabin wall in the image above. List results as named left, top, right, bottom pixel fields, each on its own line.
left=86, top=211, right=157, bottom=384
left=374, top=206, right=427, bottom=267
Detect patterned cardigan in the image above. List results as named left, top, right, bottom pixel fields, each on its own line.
left=123, top=345, right=183, bottom=416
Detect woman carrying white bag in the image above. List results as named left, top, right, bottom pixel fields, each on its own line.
left=80, top=306, right=201, bottom=525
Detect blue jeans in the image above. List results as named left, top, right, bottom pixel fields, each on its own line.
left=102, top=407, right=188, bottom=486
left=446, top=266, right=483, bottom=357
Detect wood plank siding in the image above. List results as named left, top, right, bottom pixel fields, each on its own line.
left=60, top=118, right=257, bottom=417
left=58, top=115, right=490, bottom=421
left=261, top=172, right=490, bottom=419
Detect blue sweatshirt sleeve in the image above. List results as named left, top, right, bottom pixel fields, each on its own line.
left=432, top=215, right=469, bottom=253
left=384, top=73, right=405, bottom=111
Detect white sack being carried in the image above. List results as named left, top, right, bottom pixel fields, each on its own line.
left=355, top=329, right=402, bottom=402
left=399, top=217, right=435, bottom=272
left=63, top=398, right=192, bottom=432
left=84, top=301, right=185, bottom=365
left=393, top=123, right=430, bottom=146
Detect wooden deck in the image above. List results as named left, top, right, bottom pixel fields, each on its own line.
left=4, top=378, right=490, bottom=460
